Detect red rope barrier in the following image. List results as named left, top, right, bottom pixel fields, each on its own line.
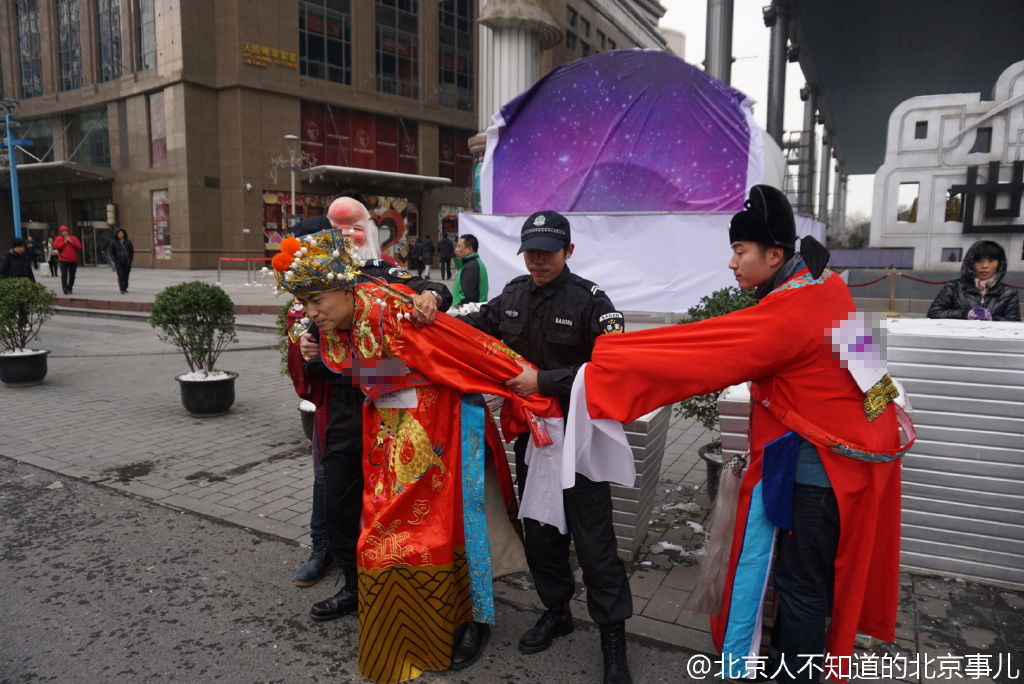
left=896, top=272, right=949, bottom=285
left=846, top=274, right=890, bottom=288
left=218, top=257, right=249, bottom=262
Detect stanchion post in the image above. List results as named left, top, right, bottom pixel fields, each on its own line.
left=216, top=258, right=223, bottom=285
left=887, top=267, right=898, bottom=318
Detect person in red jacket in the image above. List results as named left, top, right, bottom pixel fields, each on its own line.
left=53, top=225, right=82, bottom=295
left=580, top=186, right=913, bottom=683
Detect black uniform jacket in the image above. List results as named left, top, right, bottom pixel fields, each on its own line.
left=461, top=266, right=624, bottom=412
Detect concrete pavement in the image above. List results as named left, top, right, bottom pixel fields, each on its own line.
left=3, top=265, right=1022, bottom=682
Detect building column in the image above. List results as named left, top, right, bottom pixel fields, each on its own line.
left=705, top=0, right=734, bottom=83
left=818, top=134, right=831, bottom=227
left=763, top=1, right=788, bottom=146
left=831, top=160, right=845, bottom=231
left=469, top=0, right=560, bottom=209
left=799, top=85, right=817, bottom=216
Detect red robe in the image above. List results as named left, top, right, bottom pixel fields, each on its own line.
left=584, top=270, right=903, bottom=675
left=320, top=282, right=560, bottom=684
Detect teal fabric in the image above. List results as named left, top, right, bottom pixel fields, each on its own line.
left=794, top=436, right=832, bottom=488
left=460, top=394, right=495, bottom=624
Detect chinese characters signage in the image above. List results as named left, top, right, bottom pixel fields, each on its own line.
left=242, top=42, right=298, bottom=69
left=949, top=161, right=1024, bottom=233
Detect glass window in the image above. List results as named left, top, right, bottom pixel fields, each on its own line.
left=376, top=0, right=419, bottom=99
left=581, top=41, right=590, bottom=57
left=608, top=38, right=616, bottom=50
left=438, top=127, right=473, bottom=188
left=135, top=0, right=157, bottom=70
left=69, top=109, right=111, bottom=167
left=97, top=0, right=123, bottom=82
left=15, top=119, right=54, bottom=164
left=969, top=127, right=993, bottom=154
left=57, top=0, right=83, bottom=91
left=566, top=5, right=577, bottom=27
left=299, top=0, right=351, bottom=85
left=15, top=0, right=43, bottom=98
left=438, top=0, right=472, bottom=111
left=149, top=90, right=166, bottom=168
left=597, top=30, right=606, bottom=50
left=565, top=30, right=576, bottom=51
left=579, top=17, right=590, bottom=38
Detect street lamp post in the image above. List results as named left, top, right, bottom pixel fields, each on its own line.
left=283, top=134, right=300, bottom=219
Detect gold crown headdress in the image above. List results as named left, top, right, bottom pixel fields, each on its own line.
left=264, top=229, right=362, bottom=296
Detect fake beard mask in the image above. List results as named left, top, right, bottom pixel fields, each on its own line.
left=340, top=219, right=381, bottom=261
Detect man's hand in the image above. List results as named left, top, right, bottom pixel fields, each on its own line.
left=299, top=332, right=319, bottom=361
left=410, top=291, right=439, bottom=326
left=506, top=361, right=540, bottom=397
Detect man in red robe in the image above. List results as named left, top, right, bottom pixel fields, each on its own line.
left=270, top=228, right=561, bottom=684
left=580, top=186, right=913, bottom=682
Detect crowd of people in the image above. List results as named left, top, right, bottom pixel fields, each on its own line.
left=268, top=186, right=989, bottom=684
left=0, top=225, right=136, bottom=294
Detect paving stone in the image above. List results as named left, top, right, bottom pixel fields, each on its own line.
left=641, top=585, right=688, bottom=624
left=663, top=562, right=701, bottom=592
left=628, top=570, right=665, bottom=599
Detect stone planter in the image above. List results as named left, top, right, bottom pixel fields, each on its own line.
left=0, top=350, right=50, bottom=387
left=176, top=371, right=238, bottom=417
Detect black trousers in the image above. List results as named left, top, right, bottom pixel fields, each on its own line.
left=321, top=385, right=364, bottom=572
left=59, top=261, right=78, bottom=293
left=771, top=484, right=840, bottom=683
left=48, top=257, right=58, bottom=277
left=114, top=261, right=131, bottom=292
left=439, top=257, right=452, bottom=279
left=514, top=434, right=632, bottom=625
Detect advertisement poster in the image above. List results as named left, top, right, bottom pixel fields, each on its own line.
left=151, top=189, right=172, bottom=260
left=262, top=191, right=328, bottom=251
left=365, top=195, right=417, bottom=264
left=439, top=204, right=467, bottom=240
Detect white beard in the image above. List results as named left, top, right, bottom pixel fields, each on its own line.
left=351, top=220, right=381, bottom=261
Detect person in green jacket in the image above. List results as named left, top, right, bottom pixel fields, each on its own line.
left=452, top=234, right=489, bottom=308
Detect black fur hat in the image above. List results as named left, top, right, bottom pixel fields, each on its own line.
left=728, top=185, right=796, bottom=250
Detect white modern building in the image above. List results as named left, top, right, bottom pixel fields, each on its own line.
left=871, top=59, right=1024, bottom=270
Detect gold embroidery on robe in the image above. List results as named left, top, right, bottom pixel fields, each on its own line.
left=864, top=373, right=900, bottom=422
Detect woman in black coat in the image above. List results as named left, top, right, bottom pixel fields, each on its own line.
left=107, top=229, right=135, bottom=294
left=927, top=240, right=1020, bottom=321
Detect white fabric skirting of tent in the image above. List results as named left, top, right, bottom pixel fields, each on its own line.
left=458, top=212, right=825, bottom=315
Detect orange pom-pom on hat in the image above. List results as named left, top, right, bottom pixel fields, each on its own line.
left=272, top=251, right=294, bottom=272
left=280, top=236, right=301, bottom=256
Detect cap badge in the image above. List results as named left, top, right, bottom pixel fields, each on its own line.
left=533, top=214, right=546, bottom=227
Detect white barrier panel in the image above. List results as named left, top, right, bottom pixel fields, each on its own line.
left=460, top=212, right=825, bottom=314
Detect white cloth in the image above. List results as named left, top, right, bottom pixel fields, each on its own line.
left=518, top=364, right=637, bottom=533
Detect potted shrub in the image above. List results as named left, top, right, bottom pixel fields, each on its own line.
left=674, top=286, right=757, bottom=498
left=0, top=278, right=56, bottom=386
left=149, top=281, right=239, bottom=416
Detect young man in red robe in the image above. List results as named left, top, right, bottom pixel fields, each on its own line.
left=270, top=228, right=561, bottom=684
left=579, top=186, right=913, bottom=682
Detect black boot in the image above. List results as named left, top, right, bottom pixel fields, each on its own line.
left=518, top=603, right=574, bottom=654
left=599, top=622, right=632, bottom=684
left=310, top=567, right=357, bottom=622
left=293, top=538, right=333, bottom=587
left=450, top=621, right=490, bottom=671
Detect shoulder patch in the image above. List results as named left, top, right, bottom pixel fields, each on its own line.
left=387, top=267, right=413, bottom=279
left=599, top=311, right=624, bottom=334
left=591, top=285, right=603, bottom=296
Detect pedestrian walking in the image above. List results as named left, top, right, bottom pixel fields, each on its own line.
left=53, top=225, right=82, bottom=295
left=460, top=211, right=634, bottom=684
left=46, top=236, right=59, bottom=277
left=927, top=239, right=1020, bottom=321
left=438, top=234, right=454, bottom=279
left=24, top=237, right=41, bottom=271
left=420, top=234, right=435, bottom=279
left=410, top=236, right=424, bottom=276
left=107, top=229, right=135, bottom=294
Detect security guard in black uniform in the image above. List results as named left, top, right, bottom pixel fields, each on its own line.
left=293, top=216, right=452, bottom=624
left=461, top=210, right=632, bottom=684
